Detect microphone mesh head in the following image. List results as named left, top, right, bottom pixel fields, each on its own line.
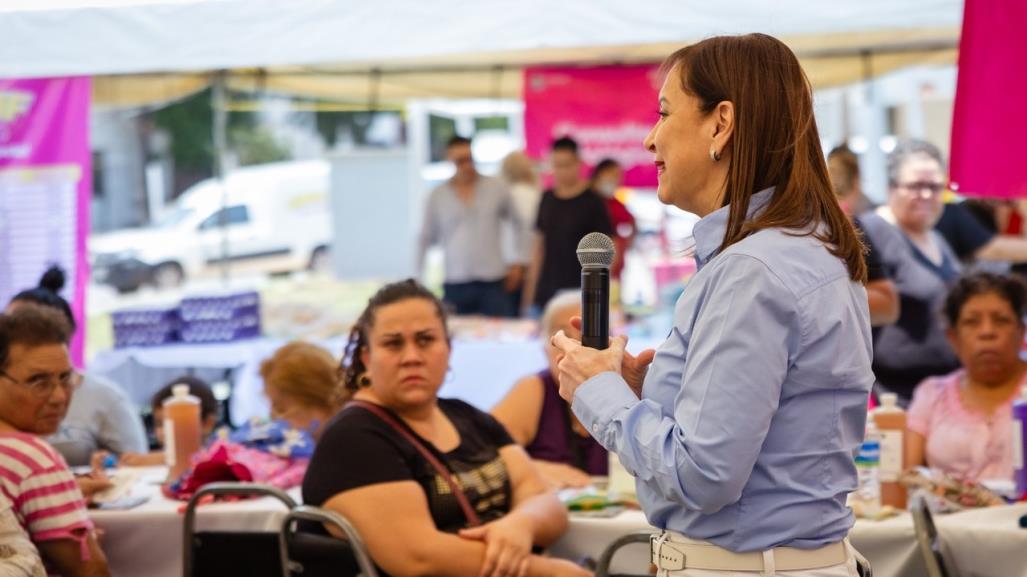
left=576, top=232, right=615, bottom=267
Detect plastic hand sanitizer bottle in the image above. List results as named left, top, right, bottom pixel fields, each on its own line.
left=163, top=384, right=202, bottom=481
left=872, top=393, right=907, bottom=509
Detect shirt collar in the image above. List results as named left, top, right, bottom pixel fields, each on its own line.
left=692, top=187, right=776, bottom=268
left=444, top=174, right=481, bottom=191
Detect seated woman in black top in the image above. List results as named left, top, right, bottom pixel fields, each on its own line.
left=303, top=280, right=587, bottom=577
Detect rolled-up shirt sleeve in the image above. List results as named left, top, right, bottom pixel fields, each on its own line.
left=573, top=254, right=798, bottom=514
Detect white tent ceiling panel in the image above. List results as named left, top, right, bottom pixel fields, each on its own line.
left=0, top=0, right=962, bottom=79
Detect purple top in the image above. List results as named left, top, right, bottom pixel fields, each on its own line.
left=525, top=370, right=608, bottom=475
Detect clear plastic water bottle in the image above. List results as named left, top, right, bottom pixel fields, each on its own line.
left=854, top=419, right=882, bottom=517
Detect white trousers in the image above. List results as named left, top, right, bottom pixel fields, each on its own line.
left=656, top=540, right=863, bottom=577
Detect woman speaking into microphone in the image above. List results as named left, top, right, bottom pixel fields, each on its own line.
left=553, top=34, right=873, bottom=577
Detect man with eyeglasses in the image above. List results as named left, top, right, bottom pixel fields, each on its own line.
left=0, top=306, right=111, bottom=577
left=418, top=135, right=530, bottom=317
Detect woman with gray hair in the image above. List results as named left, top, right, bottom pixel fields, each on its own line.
left=492, top=291, right=607, bottom=488
left=859, top=139, right=962, bottom=402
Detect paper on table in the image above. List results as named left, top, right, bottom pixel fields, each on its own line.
left=92, top=469, right=142, bottom=504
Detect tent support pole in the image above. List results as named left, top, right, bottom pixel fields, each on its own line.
left=213, top=69, right=231, bottom=285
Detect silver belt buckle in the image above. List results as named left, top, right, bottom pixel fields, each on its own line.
left=650, top=532, right=686, bottom=572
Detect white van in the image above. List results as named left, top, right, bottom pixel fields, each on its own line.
left=90, top=160, right=332, bottom=292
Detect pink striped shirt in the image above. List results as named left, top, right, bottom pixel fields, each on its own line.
left=0, top=433, right=92, bottom=546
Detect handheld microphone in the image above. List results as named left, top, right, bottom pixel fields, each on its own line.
left=576, top=232, right=615, bottom=350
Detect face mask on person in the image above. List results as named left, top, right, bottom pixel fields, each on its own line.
left=596, top=180, right=618, bottom=197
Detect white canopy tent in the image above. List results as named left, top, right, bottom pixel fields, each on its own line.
left=2, top=0, right=964, bottom=282
left=0, top=0, right=962, bottom=105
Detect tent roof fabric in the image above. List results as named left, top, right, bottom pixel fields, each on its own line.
left=2, top=0, right=962, bottom=105
left=92, top=37, right=959, bottom=107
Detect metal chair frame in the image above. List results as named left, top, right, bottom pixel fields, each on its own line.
left=182, top=482, right=297, bottom=577
left=278, top=505, right=380, bottom=577
left=911, top=493, right=959, bottom=577
left=594, top=530, right=656, bottom=577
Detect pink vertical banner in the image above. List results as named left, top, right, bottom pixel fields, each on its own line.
left=949, top=0, right=1027, bottom=199
left=0, top=78, right=91, bottom=366
left=524, top=65, right=661, bottom=188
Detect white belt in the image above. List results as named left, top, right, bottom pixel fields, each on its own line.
left=650, top=532, right=849, bottom=573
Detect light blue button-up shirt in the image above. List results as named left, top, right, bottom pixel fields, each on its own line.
left=573, top=188, right=873, bottom=552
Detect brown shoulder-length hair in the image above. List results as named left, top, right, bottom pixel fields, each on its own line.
left=664, top=34, right=867, bottom=282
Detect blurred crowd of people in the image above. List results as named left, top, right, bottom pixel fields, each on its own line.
left=419, top=135, right=635, bottom=319
left=826, top=139, right=1027, bottom=487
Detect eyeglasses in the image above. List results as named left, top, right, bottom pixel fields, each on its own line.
left=895, top=181, right=946, bottom=199
left=0, top=368, right=82, bottom=397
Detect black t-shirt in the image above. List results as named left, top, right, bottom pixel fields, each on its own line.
left=935, top=202, right=995, bottom=261
left=534, top=188, right=614, bottom=307
left=854, top=216, right=887, bottom=282
left=303, top=398, right=515, bottom=535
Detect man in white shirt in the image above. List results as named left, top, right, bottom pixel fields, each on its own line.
left=418, top=136, right=529, bottom=317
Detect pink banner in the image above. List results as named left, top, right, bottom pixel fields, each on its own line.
left=524, top=65, right=661, bottom=188
left=949, top=0, right=1027, bottom=199
left=0, top=78, right=91, bottom=366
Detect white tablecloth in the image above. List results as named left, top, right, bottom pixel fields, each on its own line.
left=88, top=464, right=1027, bottom=577
left=938, top=504, right=1027, bottom=577
left=550, top=505, right=1027, bottom=577
left=90, top=468, right=297, bottom=577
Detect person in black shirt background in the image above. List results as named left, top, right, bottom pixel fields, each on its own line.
left=932, top=182, right=1027, bottom=274
left=522, top=137, right=614, bottom=315
left=827, top=145, right=900, bottom=326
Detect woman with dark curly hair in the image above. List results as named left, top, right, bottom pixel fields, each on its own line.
left=906, top=272, right=1027, bottom=482
left=302, top=279, right=586, bottom=577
